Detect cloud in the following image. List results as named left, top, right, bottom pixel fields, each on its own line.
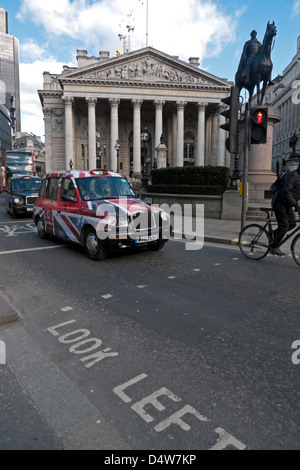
left=16, top=0, right=237, bottom=62
left=19, top=59, right=73, bottom=137
left=292, top=0, right=300, bottom=15
left=20, top=39, right=48, bottom=60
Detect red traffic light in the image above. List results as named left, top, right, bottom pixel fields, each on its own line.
left=252, top=109, right=267, bottom=125
left=251, top=107, right=268, bottom=144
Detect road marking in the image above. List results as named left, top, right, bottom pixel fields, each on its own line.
left=0, top=245, right=65, bottom=255
left=0, top=223, right=37, bottom=237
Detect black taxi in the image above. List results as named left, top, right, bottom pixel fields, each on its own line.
left=5, top=175, right=41, bottom=218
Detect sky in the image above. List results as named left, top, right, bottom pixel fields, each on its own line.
left=1, top=0, right=299, bottom=141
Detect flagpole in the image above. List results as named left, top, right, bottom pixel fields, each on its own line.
left=146, top=0, right=149, bottom=46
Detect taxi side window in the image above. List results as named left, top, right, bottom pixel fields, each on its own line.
left=61, top=178, right=76, bottom=200
left=46, top=177, right=59, bottom=200
left=39, top=178, right=47, bottom=197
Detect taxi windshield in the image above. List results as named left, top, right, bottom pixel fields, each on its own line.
left=76, top=176, right=135, bottom=201
left=12, top=178, right=41, bottom=192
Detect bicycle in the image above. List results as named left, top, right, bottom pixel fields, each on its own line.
left=238, top=207, right=300, bottom=267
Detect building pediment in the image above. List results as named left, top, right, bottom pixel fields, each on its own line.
left=59, top=47, right=230, bottom=89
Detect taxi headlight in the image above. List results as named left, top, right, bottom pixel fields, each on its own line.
left=14, top=197, right=24, bottom=204
left=118, top=217, right=129, bottom=228
left=106, top=215, right=117, bottom=228
left=160, top=210, right=169, bottom=222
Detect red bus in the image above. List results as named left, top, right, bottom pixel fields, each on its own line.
left=0, top=166, right=3, bottom=192
left=3, top=150, right=35, bottom=188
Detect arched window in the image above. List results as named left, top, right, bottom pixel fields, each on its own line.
left=184, top=132, right=195, bottom=166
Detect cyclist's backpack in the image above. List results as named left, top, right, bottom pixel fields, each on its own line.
left=269, top=172, right=287, bottom=195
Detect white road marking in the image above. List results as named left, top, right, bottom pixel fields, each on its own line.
left=61, top=306, right=73, bottom=312
left=0, top=245, right=65, bottom=255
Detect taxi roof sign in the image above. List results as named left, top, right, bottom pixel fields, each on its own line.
left=90, top=169, right=109, bottom=176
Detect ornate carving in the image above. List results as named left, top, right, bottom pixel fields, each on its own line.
left=109, top=98, right=121, bottom=108
left=176, top=101, right=187, bottom=109
left=154, top=100, right=165, bottom=109
left=52, top=108, right=64, bottom=117
left=86, top=97, right=97, bottom=106
left=81, top=57, right=207, bottom=85
left=131, top=99, right=143, bottom=108
left=197, top=102, right=208, bottom=111
left=62, top=96, right=74, bottom=106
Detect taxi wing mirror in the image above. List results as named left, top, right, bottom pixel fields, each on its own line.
left=62, top=194, right=77, bottom=203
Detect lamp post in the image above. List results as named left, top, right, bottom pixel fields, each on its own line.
left=114, top=139, right=121, bottom=172
left=140, top=127, right=149, bottom=190
left=96, top=142, right=102, bottom=168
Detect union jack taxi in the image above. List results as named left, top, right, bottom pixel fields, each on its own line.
left=33, top=169, right=170, bottom=260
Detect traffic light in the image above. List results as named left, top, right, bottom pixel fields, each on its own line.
left=220, top=86, right=239, bottom=154
left=251, top=107, right=268, bottom=144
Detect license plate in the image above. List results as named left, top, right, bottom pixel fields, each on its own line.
left=136, top=234, right=158, bottom=244
left=27, top=208, right=33, bottom=212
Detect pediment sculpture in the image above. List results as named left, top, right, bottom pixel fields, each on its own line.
left=79, top=57, right=209, bottom=84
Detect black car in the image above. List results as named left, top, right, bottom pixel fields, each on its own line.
left=5, top=175, right=41, bottom=218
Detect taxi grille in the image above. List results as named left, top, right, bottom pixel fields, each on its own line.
left=26, top=196, right=38, bottom=205
left=131, top=211, right=155, bottom=232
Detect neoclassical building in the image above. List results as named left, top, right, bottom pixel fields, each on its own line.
left=38, top=46, right=232, bottom=176
left=262, top=35, right=300, bottom=172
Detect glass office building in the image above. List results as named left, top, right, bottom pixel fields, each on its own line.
left=0, top=8, right=21, bottom=134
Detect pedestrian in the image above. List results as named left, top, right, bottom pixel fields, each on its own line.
left=271, top=164, right=300, bottom=255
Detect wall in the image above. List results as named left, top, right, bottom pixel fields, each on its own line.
left=140, top=191, right=223, bottom=219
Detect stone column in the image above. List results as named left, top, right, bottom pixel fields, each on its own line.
left=87, top=97, right=97, bottom=170
left=210, top=109, right=219, bottom=166
left=109, top=98, right=120, bottom=172
left=63, top=97, right=74, bottom=169
left=217, top=104, right=227, bottom=166
left=176, top=101, right=186, bottom=167
left=154, top=100, right=165, bottom=164
left=43, top=107, right=53, bottom=172
left=132, top=99, right=143, bottom=174
left=196, top=102, right=207, bottom=166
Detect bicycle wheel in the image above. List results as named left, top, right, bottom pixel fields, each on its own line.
left=291, top=233, right=300, bottom=267
left=239, top=224, right=271, bottom=260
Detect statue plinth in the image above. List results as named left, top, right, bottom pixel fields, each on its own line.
left=287, top=153, right=300, bottom=171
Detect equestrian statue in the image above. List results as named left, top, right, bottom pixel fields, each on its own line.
left=235, top=22, right=277, bottom=104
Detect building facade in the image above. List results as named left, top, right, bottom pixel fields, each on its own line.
left=0, top=8, right=21, bottom=135
left=263, top=35, right=300, bottom=173
left=39, top=47, right=232, bottom=176
left=0, top=98, right=12, bottom=165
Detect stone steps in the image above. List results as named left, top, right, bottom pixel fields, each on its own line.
left=246, top=205, right=272, bottom=222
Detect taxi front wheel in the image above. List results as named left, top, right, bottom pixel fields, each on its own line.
left=84, top=227, right=106, bottom=261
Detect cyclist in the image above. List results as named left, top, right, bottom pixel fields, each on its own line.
left=271, top=164, right=300, bottom=256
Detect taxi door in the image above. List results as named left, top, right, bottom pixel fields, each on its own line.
left=43, top=176, right=59, bottom=235
left=55, top=177, right=82, bottom=243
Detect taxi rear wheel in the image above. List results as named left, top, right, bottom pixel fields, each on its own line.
left=84, top=227, right=106, bottom=261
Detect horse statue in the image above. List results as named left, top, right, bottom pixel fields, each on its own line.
left=235, top=22, right=277, bottom=104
